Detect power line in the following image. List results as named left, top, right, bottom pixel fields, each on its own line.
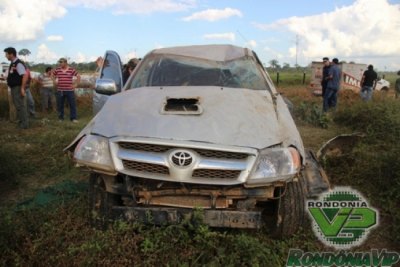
left=236, top=30, right=248, bottom=43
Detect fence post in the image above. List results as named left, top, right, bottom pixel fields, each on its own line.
left=276, top=72, right=280, bottom=86
left=303, top=72, right=306, bottom=84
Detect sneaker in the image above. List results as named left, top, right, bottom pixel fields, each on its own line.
left=71, top=119, right=79, bottom=123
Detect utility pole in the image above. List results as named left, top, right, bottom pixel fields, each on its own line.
left=295, top=34, right=299, bottom=67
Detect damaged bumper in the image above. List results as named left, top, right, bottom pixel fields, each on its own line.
left=111, top=206, right=263, bottom=229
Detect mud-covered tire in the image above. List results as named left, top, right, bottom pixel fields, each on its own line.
left=88, top=173, right=117, bottom=228
left=270, top=175, right=307, bottom=238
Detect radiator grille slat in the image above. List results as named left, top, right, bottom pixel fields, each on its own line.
left=119, top=142, right=248, bottom=160
left=122, top=160, right=169, bottom=175
left=192, top=169, right=241, bottom=179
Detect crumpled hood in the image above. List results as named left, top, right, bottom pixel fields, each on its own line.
left=89, top=87, right=285, bottom=149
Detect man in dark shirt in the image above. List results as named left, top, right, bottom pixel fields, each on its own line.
left=4, top=47, right=29, bottom=129
left=323, top=58, right=341, bottom=112
left=395, top=70, right=400, bottom=99
left=360, top=65, right=378, bottom=101
left=321, top=57, right=330, bottom=97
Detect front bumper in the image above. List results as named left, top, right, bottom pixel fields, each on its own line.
left=111, top=206, right=263, bottom=229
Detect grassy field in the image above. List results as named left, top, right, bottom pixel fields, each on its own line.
left=0, top=79, right=399, bottom=266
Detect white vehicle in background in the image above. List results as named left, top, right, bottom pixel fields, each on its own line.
left=0, top=63, right=9, bottom=82
left=374, top=78, right=390, bottom=91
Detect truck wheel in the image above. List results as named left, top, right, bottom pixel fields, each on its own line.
left=88, top=173, right=117, bottom=228
left=269, top=175, right=307, bottom=238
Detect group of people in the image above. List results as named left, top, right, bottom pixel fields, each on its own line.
left=320, top=57, right=389, bottom=112
left=4, top=47, right=80, bottom=129
left=321, top=57, right=341, bottom=112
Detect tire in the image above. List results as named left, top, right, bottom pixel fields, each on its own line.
left=88, top=173, right=118, bottom=228
left=269, top=174, right=307, bottom=238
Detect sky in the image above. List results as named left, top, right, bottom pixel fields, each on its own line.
left=1, top=0, right=399, bottom=71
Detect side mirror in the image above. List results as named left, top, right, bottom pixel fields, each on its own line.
left=95, top=78, right=118, bottom=95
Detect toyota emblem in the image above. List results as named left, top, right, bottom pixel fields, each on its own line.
left=171, top=150, right=193, bottom=167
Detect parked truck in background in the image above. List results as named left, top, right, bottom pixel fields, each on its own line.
left=309, top=61, right=390, bottom=95
left=0, top=63, right=9, bottom=82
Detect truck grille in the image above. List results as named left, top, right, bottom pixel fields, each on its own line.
left=115, top=141, right=254, bottom=185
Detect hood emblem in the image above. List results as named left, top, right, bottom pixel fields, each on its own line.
left=171, top=150, right=193, bottom=167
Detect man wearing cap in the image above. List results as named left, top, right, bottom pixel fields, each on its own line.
left=323, top=58, right=341, bottom=112
left=3, top=47, right=29, bottom=129
left=53, top=58, right=81, bottom=122
left=321, top=57, right=330, bottom=97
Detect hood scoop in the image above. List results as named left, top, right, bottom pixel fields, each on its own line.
left=161, top=97, right=203, bottom=115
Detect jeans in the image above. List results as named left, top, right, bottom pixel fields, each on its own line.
left=10, top=85, right=29, bottom=128
left=323, top=87, right=338, bottom=112
left=25, top=88, right=36, bottom=116
left=41, top=87, right=55, bottom=112
left=57, top=90, right=77, bottom=121
left=360, top=86, right=373, bottom=101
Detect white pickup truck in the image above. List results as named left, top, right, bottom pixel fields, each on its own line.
left=66, top=44, right=330, bottom=238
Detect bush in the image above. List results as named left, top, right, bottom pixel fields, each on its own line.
left=295, top=101, right=329, bottom=128
left=327, top=99, right=400, bottom=241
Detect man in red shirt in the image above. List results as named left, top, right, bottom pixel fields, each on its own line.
left=53, top=58, right=80, bottom=122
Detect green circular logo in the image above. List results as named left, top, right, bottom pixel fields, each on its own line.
left=307, top=187, right=378, bottom=249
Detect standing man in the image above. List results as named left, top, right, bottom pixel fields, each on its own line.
left=53, top=58, right=80, bottom=122
left=321, top=57, right=330, bottom=97
left=39, top=66, right=55, bottom=113
left=25, top=66, right=36, bottom=117
left=360, top=65, right=378, bottom=102
left=395, top=70, right=400, bottom=99
left=4, top=47, right=29, bottom=129
left=323, top=58, right=341, bottom=112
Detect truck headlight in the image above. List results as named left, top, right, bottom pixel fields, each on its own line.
left=247, top=147, right=301, bottom=185
left=74, top=135, right=115, bottom=173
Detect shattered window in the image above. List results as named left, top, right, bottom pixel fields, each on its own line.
left=129, top=54, right=269, bottom=90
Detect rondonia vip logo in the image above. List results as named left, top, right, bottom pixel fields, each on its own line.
left=307, top=187, right=378, bottom=249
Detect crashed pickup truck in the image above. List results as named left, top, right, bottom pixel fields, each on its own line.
left=66, top=44, right=329, bottom=237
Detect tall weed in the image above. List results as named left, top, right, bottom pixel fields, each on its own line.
left=328, top=99, right=400, bottom=241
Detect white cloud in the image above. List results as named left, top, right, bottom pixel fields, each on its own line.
left=182, top=7, right=242, bottom=22
left=263, top=46, right=284, bottom=60
left=65, top=0, right=196, bottom=14
left=255, top=0, right=400, bottom=68
left=73, top=52, right=88, bottom=63
left=203, top=32, right=235, bottom=41
left=47, top=35, right=64, bottom=42
left=245, top=40, right=257, bottom=49
left=0, top=0, right=195, bottom=44
left=0, top=0, right=66, bottom=42
left=122, top=50, right=139, bottom=63
left=35, top=44, right=59, bottom=63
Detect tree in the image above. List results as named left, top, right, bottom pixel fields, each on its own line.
left=282, top=63, right=290, bottom=70
left=268, top=59, right=279, bottom=69
left=18, top=48, right=31, bottom=62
